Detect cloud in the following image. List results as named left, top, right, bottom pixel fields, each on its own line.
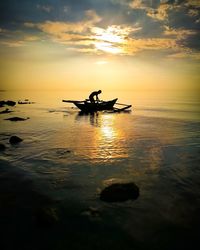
left=128, top=1, right=200, bottom=23
left=168, top=51, right=200, bottom=60
left=0, top=40, right=25, bottom=47
left=29, top=9, right=101, bottom=35
left=187, top=8, right=199, bottom=17
left=24, top=22, right=36, bottom=28
left=129, top=1, right=173, bottom=21
left=1, top=3, right=199, bottom=60
left=185, top=0, right=200, bottom=7
left=146, top=4, right=172, bottom=21
left=24, top=35, right=40, bottom=41
left=124, top=37, right=179, bottom=54
left=0, top=28, right=40, bottom=48
left=129, top=0, right=147, bottom=9
left=24, top=12, right=141, bottom=54
left=37, top=4, right=53, bottom=13
left=164, top=26, right=197, bottom=39
left=0, top=36, right=40, bottom=47
left=66, top=47, right=96, bottom=54
left=91, top=25, right=141, bottom=43
left=21, top=12, right=199, bottom=58
left=42, top=23, right=140, bottom=55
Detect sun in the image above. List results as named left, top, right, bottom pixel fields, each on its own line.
left=92, top=26, right=124, bottom=43
left=95, top=42, right=122, bottom=54
left=91, top=26, right=126, bottom=54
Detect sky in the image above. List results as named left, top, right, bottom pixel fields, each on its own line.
left=0, top=0, right=200, bottom=91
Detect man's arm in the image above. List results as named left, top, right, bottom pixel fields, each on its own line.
left=96, top=94, right=100, bottom=101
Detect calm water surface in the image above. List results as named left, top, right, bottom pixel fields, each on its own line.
left=0, top=90, right=200, bottom=250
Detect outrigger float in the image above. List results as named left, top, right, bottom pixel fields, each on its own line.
left=62, top=98, right=132, bottom=113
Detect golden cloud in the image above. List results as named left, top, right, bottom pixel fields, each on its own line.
left=124, top=37, right=179, bottom=54
left=164, top=26, right=197, bottom=39
left=0, top=40, right=25, bottom=47
left=129, top=0, right=147, bottom=9
left=147, top=4, right=172, bottom=21
left=22, top=18, right=196, bottom=58
left=185, top=0, right=200, bottom=7
left=25, top=10, right=101, bottom=35
left=168, top=51, right=200, bottom=60
left=1, top=7, right=195, bottom=60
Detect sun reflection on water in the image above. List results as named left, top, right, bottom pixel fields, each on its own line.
left=55, top=112, right=129, bottom=163
left=101, top=125, right=116, bottom=141
left=100, top=115, right=117, bottom=141
left=90, top=114, right=128, bottom=162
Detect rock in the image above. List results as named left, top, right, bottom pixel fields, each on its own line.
left=9, top=136, right=23, bottom=144
left=0, top=143, right=6, bottom=151
left=0, top=100, right=16, bottom=107
left=0, top=108, right=13, bottom=114
left=35, top=207, right=59, bottom=227
left=18, top=100, right=35, bottom=104
left=100, top=182, right=139, bottom=202
left=0, top=101, right=5, bottom=107
left=6, top=100, right=16, bottom=106
left=5, top=117, right=29, bottom=121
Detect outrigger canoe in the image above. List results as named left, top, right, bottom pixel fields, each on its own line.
left=63, top=99, right=118, bottom=112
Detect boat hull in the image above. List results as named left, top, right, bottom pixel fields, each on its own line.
left=74, top=98, right=118, bottom=112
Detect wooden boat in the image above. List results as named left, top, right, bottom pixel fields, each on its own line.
left=63, top=99, right=118, bottom=112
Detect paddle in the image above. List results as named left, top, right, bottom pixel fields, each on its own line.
left=113, top=105, right=132, bottom=112
left=62, top=100, right=83, bottom=103
left=115, top=102, right=130, bottom=106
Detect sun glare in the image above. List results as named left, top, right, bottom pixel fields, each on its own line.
left=92, top=26, right=126, bottom=54
left=92, top=27, right=124, bottom=43
left=95, top=41, right=122, bottom=54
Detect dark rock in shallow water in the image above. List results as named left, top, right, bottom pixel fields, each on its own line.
left=9, top=136, right=23, bottom=144
left=100, top=182, right=139, bottom=202
left=0, top=143, right=6, bottom=151
left=35, top=207, right=59, bottom=227
left=0, top=100, right=16, bottom=107
left=18, top=100, right=35, bottom=104
left=6, top=100, right=16, bottom=106
left=5, top=116, right=29, bottom=121
left=0, top=108, right=13, bottom=114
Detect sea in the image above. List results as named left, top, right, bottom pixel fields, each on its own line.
left=0, top=89, right=199, bottom=250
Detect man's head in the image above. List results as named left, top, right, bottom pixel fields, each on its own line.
left=98, top=90, right=102, bottom=94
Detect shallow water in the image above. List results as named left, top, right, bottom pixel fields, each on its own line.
left=0, top=90, right=200, bottom=250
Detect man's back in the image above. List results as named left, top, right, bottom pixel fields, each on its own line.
left=89, top=90, right=102, bottom=103
left=89, top=91, right=99, bottom=98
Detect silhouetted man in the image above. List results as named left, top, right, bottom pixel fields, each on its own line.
left=89, top=90, right=102, bottom=103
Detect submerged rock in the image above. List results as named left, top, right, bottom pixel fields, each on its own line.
left=0, top=143, right=6, bottom=151
left=5, top=117, right=29, bottom=121
left=0, top=108, right=13, bottom=114
left=9, top=136, right=23, bottom=144
left=18, top=100, right=35, bottom=104
left=0, top=100, right=16, bottom=107
left=6, top=100, right=16, bottom=106
left=100, top=182, right=139, bottom=202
